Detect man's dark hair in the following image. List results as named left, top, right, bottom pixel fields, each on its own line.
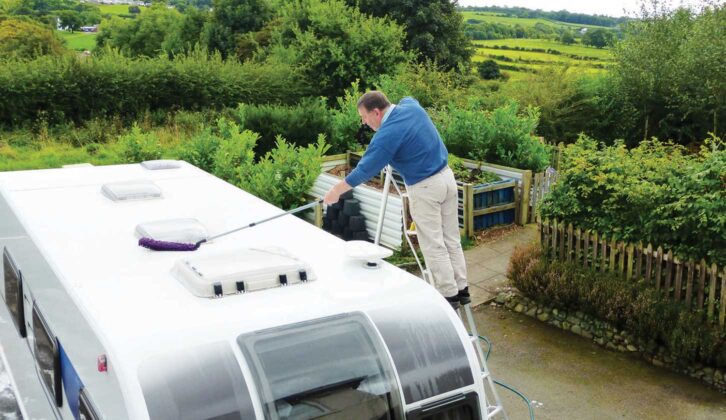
left=357, top=91, right=391, bottom=112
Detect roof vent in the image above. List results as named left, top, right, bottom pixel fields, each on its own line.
left=135, top=218, right=208, bottom=244
left=101, top=180, right=162, bottom=202
left=172, top=247, right=316, bottom=298
left=140, top=160, right=181, bottom=170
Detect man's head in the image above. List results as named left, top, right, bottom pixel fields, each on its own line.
left=357, top=91, right=391, bottom=131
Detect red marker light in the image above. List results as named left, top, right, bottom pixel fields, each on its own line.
left=97, top=355, right=107, bottom=372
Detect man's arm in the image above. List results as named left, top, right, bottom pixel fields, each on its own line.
left=324, top=180, right=352, bottom=205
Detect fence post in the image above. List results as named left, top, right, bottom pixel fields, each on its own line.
left=583, top=229, right=590, bottom=269
left=551, top=220, right=558, bottom=259
left=519, top=170, right=532, bottom=225
left=592, top=231, right=599, bottom=271
left=674, top=258, right=683, bottom=302
left=626, top=244, right=635, bottom=280
left=600, top=235, right=607, bottom=273
left=697, top=259, right=706, bottom=310
left=566, top=224, right=574, bottom=262
left=708, top=263, right=718, bottom=319
left=618, top=242, right=626, bottom=276
left=609, top=239, right=617, bottom=271
left=685, top=260, right=695, bottom=308
left=655, top=246, right=668, bottom=290
left=558, top=222, right=566, bottom=261
left=635, top=242, right=643, bottom=280
left=664, top=251, right=673, bottom=298
left=646, top=244, right=653, bottom=286
left=720, top=267, right=725, bottom=328
left=466, top=184, right=474, bottom=238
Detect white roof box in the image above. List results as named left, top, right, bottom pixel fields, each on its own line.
left=135, top=218, right=208, bottom=244
left=101, top=180, right=162, bottom=202
left=172, top=247, right=316, bottom=298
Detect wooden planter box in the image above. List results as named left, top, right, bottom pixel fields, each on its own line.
left=347, top=151, right=520, bottom=237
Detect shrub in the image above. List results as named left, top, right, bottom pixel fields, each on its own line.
left=375, top=61, right=473, bottom=109
left=0, top=48, right=310, bottom=127
left=237, top=97, right=332, bottom=157
left=539, top=136, right=726, bottom=264
left=212, top=118, right=258, bottom=184
left=508, top=243, right=726, bottom=367
left=435, top=101, right=551, bottom=171
left=118, top=124, right=162, bottom=163
left=238, top=135, right=330, bottom=209
left=329, top=81, right=367, bottom=153
left=176, top=127, right=221, bottom=173
left=477, top=60, right=501, bottom=80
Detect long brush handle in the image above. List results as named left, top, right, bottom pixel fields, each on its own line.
left=204, top=199, right=324, bottom=243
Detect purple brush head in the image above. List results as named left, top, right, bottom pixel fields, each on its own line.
left=138, top=237, right=204, bottom=251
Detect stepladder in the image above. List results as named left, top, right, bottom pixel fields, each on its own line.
left=373, top=165, right=509, bottom=420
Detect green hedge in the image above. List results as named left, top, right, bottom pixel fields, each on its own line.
left=509, top=244, right=726, bottom=368
left=0, top=49, right=310, bottom=127
left=539, top=136, right=726, bottom=265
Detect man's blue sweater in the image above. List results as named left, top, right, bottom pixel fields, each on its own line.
left=345, top=97, right=448, bottom=187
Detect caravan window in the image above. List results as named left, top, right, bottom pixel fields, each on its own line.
left=79, top=388, right=99, bottom=420
left=2, top=247, right=26, bottom=337
left=33, top=303, right=62, bottom=407
left=138, top=341, right=256, bottom=420
left=406, top=392, right=480, bottom=420
left=237, top=313, right=403, bottom=420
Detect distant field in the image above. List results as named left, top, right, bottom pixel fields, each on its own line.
left=58, top=31, right=97, bottom=51
left=474, top=39, right=613, bottom=60
left=472, top=38, right=612, bottom=79
left=461, top=11, right=611, bottom=31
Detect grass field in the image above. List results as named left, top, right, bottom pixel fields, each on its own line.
left=474, top=38, right=613, bottom=60
left=58, top=31, right=98, bottom=51
left=471, top=38, right=612, bottom=80
left=461, top=11, right=611, bottom=31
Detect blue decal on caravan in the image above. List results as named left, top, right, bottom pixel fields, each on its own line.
left=60, top=343, right=82, bottom=419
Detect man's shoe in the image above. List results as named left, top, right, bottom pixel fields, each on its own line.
left=445, top=294, right=461, bottom=310
left=458, top=286, right=471, bottom=306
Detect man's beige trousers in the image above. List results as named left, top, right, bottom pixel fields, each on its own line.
left=407, top=166, right=468, bottom=298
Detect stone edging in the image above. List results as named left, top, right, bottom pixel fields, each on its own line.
left=494, top=291, right=726, bottom=393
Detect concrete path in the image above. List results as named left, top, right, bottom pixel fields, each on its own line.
left=474, top=304, right=726, bottom=419
left=465, top=224, right=538, bottom=307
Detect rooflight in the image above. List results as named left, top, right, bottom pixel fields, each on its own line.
left=140, top=160, right=181, bottom=170
left=101, top=180, right=162, bottom=202
left=135, top=218, right=208, bottom=244
left=172, top=247, right=316, bottom=298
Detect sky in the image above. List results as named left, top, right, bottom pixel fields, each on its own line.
left=456, top=1, right=711, bottom=18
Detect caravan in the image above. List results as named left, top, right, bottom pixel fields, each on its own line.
left=0, top=161, right=494, bottom=419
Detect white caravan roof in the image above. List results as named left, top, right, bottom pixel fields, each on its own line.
left=0, top=162, right=464, bottom=418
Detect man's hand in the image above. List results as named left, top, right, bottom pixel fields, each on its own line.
left=324, top=180, right=353, bottom=205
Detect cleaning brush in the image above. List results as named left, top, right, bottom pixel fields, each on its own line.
left=138, top=199, right=323, bottom=251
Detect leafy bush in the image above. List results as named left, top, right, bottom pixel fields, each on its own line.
left=539, top=136, right=726, bottom=264
left=237, top=97, right=332, bottom=157
left=0, top=48, right=309, bottom=127
left=509, top=243, right=726, bottom=367
left=176, top=127, right=221, bottom=173
left=435, top=101, right=551, bottom=171
left=329, top=81, right=366, bottom=153
left=238, top=136, right=330, bottom=209
left=375, top=61, right=472, bottom=109
left=118, top=124, right=162, bottom=163
left=448, top=154, right=500, bottom=184
left=212, top=118, right=258, bottom=184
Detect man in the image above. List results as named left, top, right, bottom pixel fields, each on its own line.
left=324, top=91, right=469, bottom=309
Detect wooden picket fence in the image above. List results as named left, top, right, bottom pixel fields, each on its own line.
left=528, top=169, right=559, bottom=224
left=539, top=219, right=726, bottom=328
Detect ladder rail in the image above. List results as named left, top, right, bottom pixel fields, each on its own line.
left=375, top=165, right=508, bottom=420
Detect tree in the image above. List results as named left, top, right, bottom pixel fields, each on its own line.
left=0, top=17, right=65, bottom=59
left=128, top=5, right=141, bottom=14
left=345, top=0, right=472, bottom=71
left=582, top=28, right=613, bottom=48
left=96, top=5, right=183, bottom=57
left=57, top=9, right=82, bottom=32
left=265, top=0, right=410, bottom=100
left=559, top=30, right=575, bottom=44
left=202, top=0, right=272, bottom=57
left=610, top=3, right=725, bottom=145
left=477, top=60, right=501, bottom=80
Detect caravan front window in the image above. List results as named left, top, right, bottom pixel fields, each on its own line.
left=237, top=313, right=403, bottom=420
left=138, top=341, right=256, bottom=420
left=2, top=247, right=26, bottom=337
